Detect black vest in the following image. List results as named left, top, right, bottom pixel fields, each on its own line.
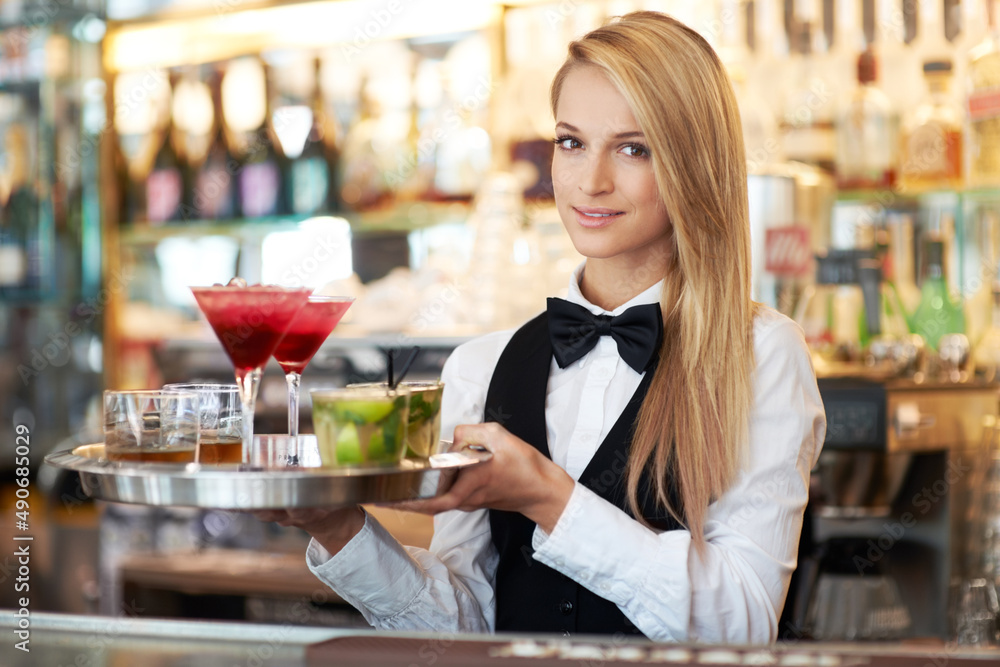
left=486, top=312, right=681, bottom=636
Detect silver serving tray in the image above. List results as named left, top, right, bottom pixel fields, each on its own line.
left=43, top=435, right=490, bottom=510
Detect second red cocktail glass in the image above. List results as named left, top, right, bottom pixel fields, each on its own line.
left=272, top=295, right=354, bottom=465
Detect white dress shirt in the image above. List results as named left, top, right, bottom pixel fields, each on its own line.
left=306, top=265, right=827, bottom=644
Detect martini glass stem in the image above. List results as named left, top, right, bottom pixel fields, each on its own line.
left=285, top=371, right=302, bottom=466
left=235, top=367, right=263, bottom=466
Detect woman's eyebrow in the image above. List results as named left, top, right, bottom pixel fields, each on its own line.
left=555, top=121, right=645, bottom=140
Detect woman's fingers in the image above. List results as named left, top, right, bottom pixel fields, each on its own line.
left=388, top=462, right=488, bottom=514
left=452, top=423, right=496, bottom=453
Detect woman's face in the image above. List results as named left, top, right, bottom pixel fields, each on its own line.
left=551, top=65, right=671, bottom=266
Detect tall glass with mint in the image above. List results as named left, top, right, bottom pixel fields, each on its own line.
left=310, top=386, right=410, bottom=467
left=349, top=381, right=444, bottom=461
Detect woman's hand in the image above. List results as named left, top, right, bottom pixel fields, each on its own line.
left=251, top=506, right=366, bottom=557
left=393, top=422, right=576, bottom=533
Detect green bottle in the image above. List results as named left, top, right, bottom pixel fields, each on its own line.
left=911, top=238, right=965, bottom=351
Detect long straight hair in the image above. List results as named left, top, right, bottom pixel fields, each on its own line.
left=550, top=12, right=757, bottom=548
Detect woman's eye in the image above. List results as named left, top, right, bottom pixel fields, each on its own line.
left=553, top=136, right=582, bottom=150
left=621, top=143, right=649, bottom=158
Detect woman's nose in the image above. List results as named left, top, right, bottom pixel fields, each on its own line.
left=578, top=154, right=613, bottom=196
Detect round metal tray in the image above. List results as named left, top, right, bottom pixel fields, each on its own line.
left=43, top=435, right=490, bottom=510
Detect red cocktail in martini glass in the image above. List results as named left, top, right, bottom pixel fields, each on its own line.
left=273, top=296, right=354, bottom=465
left=190, top=284, right=312, bottom=466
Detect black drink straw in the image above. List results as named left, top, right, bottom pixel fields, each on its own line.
left=394, top=347, right=420, bottom=388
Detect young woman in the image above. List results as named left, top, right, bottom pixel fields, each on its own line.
left=257, top=11, right=825, bottom=644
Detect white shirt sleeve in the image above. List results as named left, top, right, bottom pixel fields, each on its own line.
left=304, top=330, right=513, bottom=632
left=530, top=312, right=826, bottom=644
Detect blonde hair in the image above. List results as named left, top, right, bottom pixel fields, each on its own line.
left=550, top=12, right=757, bottom=548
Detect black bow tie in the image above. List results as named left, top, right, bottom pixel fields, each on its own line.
left=547, top=297, right=663, bottom=373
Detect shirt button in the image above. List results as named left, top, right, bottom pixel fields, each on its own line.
left=557, top=600, right=574, bottom=615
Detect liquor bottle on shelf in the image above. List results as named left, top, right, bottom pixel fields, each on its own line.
left=781, top=0, right=837, bottom=173
left=953, top=0, right=989, bottom=104
left=395, top=53, right=437, bottom=202
left=267, top=54, right=314, bottom=217
left=116, top=147, right=142, bottom=227
left=973, top=282, right=1000, bottom=381
left=966, top=0, right=1000, bottom=188
left=172, top=65, right=214, bottom=191
left=872, top=227, right=912, bottom=340
left=227, top=57, right=284, bottom=220
left=0, top=122, right=37, bottom=290
left=426, top=90, right=492, bottom=203
left=857, top=256, right=881, bottom=348
left=731, top=62, right=783, bottom=172
left=144, top=70, right=184, bottom=225
left=900, top=0, right=952, bottom=115
left=427, top=36, right=492, bottom=202
left=898, top=59, right=964, bottom=193
left=171, top=66, right=210, bottom=222
left=396, top=85, right=430, bottom=202
left=907, top=0, right=953, bottom=93
left=315, top=56, right=343, bottom=213
left=282, top=57, right=335, bottom=216
left=886, top=212, right=922, bottom=318
left=834, top=47, right=898, bottom=190
left=115, top=141, right=153, bottom=226
left=852, top=223, right=911, bottom=348
left=338, top=77, right=394, bottom=212
left=722, top=0, right=781, bottom=173
left=873, top=0, right=923, bottom=115
left=114, top=68, right=169, bottom=227
left=747, top=0, right=791, bottom=119
left=911, top=234, right=966, bottom=351
left=185, top=64, right=237, bottom=221
left=827, top=0, right=864, bottom=105
left=967, top=209, right=1000, bottom=347
left=794, top=249, right=866, bottom=361
left=716, top=0, right=749, bottom=72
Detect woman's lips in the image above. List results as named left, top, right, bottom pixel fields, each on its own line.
left=573, top=206, right=624, bottom=228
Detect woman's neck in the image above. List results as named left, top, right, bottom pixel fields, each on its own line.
left=579, top=258, right=665, bottom=311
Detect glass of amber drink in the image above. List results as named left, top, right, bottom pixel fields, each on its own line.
left=104, top=390, right=200, bottom=463
left=163, top=383, right=243, bottom=464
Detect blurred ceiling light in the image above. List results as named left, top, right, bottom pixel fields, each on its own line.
left=106, top=0, right=500, bottom=72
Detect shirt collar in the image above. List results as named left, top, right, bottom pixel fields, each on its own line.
left=564, top=261, right=663, bottom=317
